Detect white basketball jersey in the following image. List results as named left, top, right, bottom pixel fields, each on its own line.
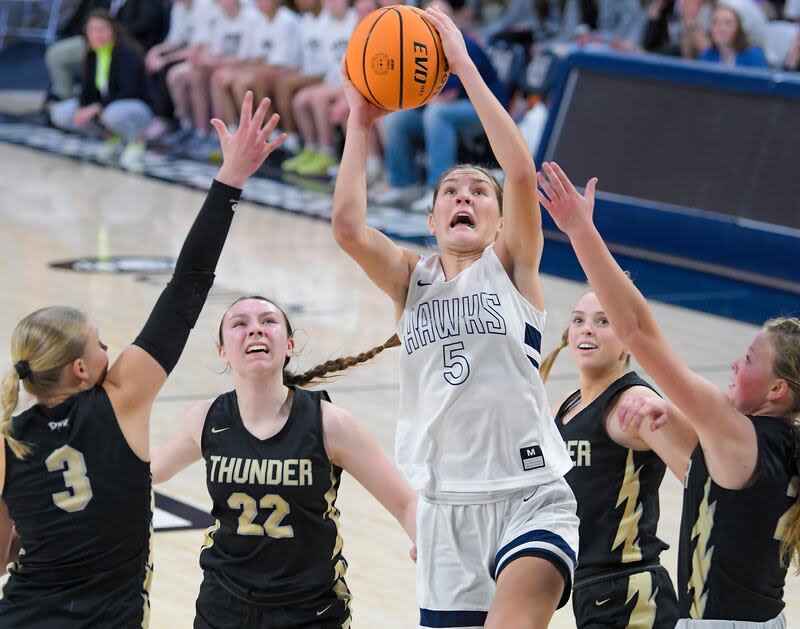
left=396, top=244, right=572, bottom=495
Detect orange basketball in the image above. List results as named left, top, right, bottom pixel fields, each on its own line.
left=346, top=5, right=450, bottom=111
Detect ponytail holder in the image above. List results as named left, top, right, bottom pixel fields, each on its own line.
left=14, top=360, right=31, bottom=380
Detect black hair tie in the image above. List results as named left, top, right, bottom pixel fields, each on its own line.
left=14, top=361, right=31, bottom=380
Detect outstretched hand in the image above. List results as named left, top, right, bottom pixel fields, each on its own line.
left=424, top=6, right=471, bottom=76
left=617, top=396, right=670, bottom=432
left=214, top=92, right=285, bottom=188
left=340, top=56, right=389, bottom=129
left=536, top=162, right=598, bottom=236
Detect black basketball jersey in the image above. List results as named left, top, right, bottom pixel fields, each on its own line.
left=0, top=386, right=153, bottom=628
left=555, top=372, right=669, bottom=581
left=678, top=415, right=796, bottom=621
left=199, top=387, right=350, bottom=607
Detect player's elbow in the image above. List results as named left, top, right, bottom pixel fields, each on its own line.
left=150, top=460, right=171, bottom=485
left=331, top=215, right=364, bottom=248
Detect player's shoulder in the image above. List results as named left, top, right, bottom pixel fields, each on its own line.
left=320, top=401, right=357, bottom=439
left=185, top=398, right=217, bottom=426
left=616, top=384, right=659, bottom=402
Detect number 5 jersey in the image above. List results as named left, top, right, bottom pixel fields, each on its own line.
left=397, top=244, right=573, bottom=495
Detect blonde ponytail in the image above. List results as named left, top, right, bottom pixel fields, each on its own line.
left=0, top=369, right=30, bottom=458
left=4, top=306, right=89, bottom=459
left=540, top=329, right=569, bottom=384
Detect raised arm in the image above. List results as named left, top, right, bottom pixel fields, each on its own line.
left=425, top=7, right=544, bottom=310
left=537, top=162, right=757, bottom=489
left=608, top=388, right=699, bottom=480
left=332, top=61, right=419, bottom=311
left=103, top=93, right=286, bottom=457
left=322, top=403, right=416, bottom=544
left=151, top=400, right=211, bottom=484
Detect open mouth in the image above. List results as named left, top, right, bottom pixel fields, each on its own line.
left=450, top=212, right=476, bottom=229
left=245, top=343, right=269, bottom=355
left=577, top=343, right=598, bottom=351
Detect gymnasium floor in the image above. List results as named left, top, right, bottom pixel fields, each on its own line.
left=0, top=143, right=797, bottom=627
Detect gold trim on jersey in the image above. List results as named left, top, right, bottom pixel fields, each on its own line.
left=624, top=571, right=656, bottom=629
left=201, top=518, right=221, bottom=551
left=613, top=449, right=644, bottom=563
left=141, top=489, right=155, bottom=628
left=333, top=571, right=352, bottom=629
left=774, top=475, right=800, bottom=547
left=323, top=466, right=344, bottom=560
left=688, top=477, right=716, bottom=619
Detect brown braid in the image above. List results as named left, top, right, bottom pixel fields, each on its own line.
left=540, top=328, right=569, bottom=384
left=284, top=334, right=400, bottom=387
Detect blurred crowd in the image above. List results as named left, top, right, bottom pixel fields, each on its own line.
left=36, top=0, right=800, bottom=205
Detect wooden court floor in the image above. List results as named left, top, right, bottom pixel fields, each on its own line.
left=0, top=144, right=796, bottom=627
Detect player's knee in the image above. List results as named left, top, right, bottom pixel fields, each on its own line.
left=166, top=66, right=184, bottom=89
left=210, top=70, right=228, bottom=89
left=231, top=77, right=249, bottom=94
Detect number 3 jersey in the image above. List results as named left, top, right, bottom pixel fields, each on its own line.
left=397, top=244, right=572, bottom=495
left=199, top=387, right=349, bottom=606
left=1, top=386, right=153, bottom=627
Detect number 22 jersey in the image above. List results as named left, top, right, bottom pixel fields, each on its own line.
left=199, top=387, right=349, bottom=606
left=396, top=244, right=572, bottom=495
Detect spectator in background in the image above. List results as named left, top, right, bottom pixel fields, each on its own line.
left=165, top=0, right=252, bottom=153
left=555, top=0, right=647, bottom=50
left=698, top=2, right=768, bottom=66
left=477, top=0, right=539, bottom=49
left=643, top=0, right=682, bottom=55
left=785, top=27, right=800, bottom=69
left=144, top=0, right=215, bottom=140
left=282, top=0, right=372, bottom=177
left=268, top=0, right=332, bottom=155
left=373, top=0, right=507, bottom=212
left=45, top=0, right=165, bottom=102
left=681, top=0, right=767, bottom=59
left=49, top=10, right=153, bottom=168
left=223, top=0, right=301, bottom=121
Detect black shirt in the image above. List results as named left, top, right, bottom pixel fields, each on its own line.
left=1, top=386, right=152, bottom=627
left=199, top=387, right=349, bottom=606
left=556, top=372, right=669, bottom=582
left=678, top=415, right=796, bottom=621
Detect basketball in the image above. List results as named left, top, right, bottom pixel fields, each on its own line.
left=345, top=5, right=450, bottom=111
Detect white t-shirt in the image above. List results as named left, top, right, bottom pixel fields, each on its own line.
left=184, top=0, right=218, bottom=46
left=246, top=5, right=301, bottom=68
left=165, top=2, right=192, bottom=46
left=165, top=0, right=216, bottom=46
left=298, top=10, right=329, bottom=77
left=321, top=9, right=358, bottom=83
left=396, top=244, right=573, bottom=496
left=209, top=6, right=254, bottom=59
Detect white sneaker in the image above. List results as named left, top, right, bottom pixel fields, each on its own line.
left=365, top=155, right=383, bottom=184
left=409, top=188, right=435, bottom=213
left=370, top=184, right=424, bottom=206
left=282, top=132, right=301, bottom=155
left=120, top=140, right=146, bottom=171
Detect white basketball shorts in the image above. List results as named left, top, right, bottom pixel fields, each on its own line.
left=416, top=476, right=579, bottom=628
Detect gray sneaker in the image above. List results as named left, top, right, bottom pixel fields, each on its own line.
left=370, top=184, right=424, bottom=206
